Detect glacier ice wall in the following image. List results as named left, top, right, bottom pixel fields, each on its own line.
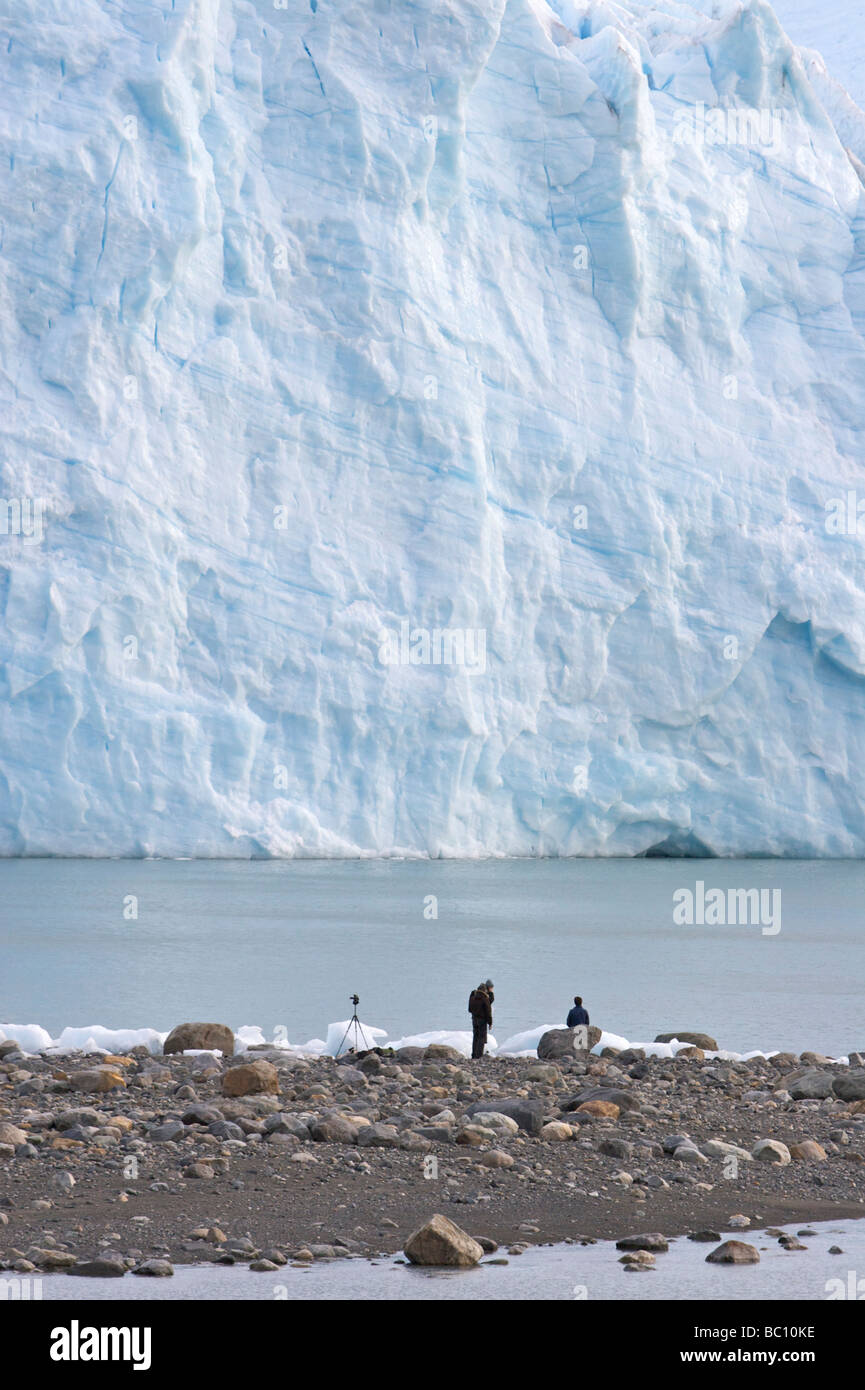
left=1, top=0, right=865, bottom=857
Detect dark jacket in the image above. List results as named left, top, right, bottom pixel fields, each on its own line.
left=469, top=989, right=493, bottom=1027
left=567, top=1004, right=589, bottom=1027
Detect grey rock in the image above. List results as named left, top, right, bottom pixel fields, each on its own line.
left=751, top=1138, right=791, bottom=1164
left=149, top=1120, right=185, bottom=1142
left=654, top=1032, right=718, bottom=1050
left=356, top=1123, right=401, bottom=1148
left=788, top=1070, right=834, bottom=1101
left=333, top=1066, right=368, bottom=1086
left=561, top=1087, right=641, bottom=1115
left=404, top=1214, right=483, bottom=1267
left=465, top=1098, right=546, bottom=1135
left=598, top=1138, right=634, bottom=1160
left=54, top=1108, right=102, bottom=1131
left=68, top=1258, right=127, bottom=1278
left=310, top=1116, right=359, bottom=1144
left=183, top=1161, right=215, bottom=1179
left=706, top=1241, right=760, bottom=1265
left=662, top=1134, right=694, bottom=1153
left=263, top=1113, right=310, bottom=1139
left=615, top=1232, right=670, bottom=1253
left=207, top=1120, right=244, bottom=1141
left=537, top=1026, right=602, bottom=1060
left=833, top=1069, right=865, bottom=1102
left=674, top=1145, right=708, bottom=1165
left=181, top=1104, right=223, bottom=1125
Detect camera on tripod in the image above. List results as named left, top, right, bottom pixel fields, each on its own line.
left=336, top=993, right=370, bottom=1057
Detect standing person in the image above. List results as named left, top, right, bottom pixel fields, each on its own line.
left=567, top=995, right=589, bottom=1027
left=469, top=982, right=493, bottom=1059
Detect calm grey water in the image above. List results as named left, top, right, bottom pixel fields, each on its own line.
left=1, top=858, right=863, bottom=1054
left=29, top=1222, right=865, bottom=1301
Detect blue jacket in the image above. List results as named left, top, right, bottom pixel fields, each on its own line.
left=567, top=1005, right=589, bottom=1027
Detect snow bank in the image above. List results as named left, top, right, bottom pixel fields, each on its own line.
left=0, top=1024, right=166, bottom=1055
left=3, top=1019, right=848, bottom=1064
left=325, top=1019, right=388, bottom=1058
left=388, top=1029, right=497, bottom=1056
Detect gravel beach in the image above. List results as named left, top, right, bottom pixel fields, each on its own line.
left=2, top=1032, right=864, bottom=1278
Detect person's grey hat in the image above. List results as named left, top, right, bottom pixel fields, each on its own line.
left=485, top=979, right=494, bottom=988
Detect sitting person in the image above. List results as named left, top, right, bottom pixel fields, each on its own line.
left=567, top=995, right=589, bottom=1028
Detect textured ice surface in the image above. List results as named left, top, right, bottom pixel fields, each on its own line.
left=768, top=0, right=865, bottom=107
left=1, top=1, right=865, bottom=857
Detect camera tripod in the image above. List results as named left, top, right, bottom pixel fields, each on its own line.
left=336, top=994, right=373, bottom=1057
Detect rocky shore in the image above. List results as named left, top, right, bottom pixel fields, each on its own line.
left=1, top=1028, right=864, bottom=1279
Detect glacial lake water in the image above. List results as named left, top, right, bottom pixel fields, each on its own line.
left=29, top=1221, right=865, bottom=1302
left=0, top=858, right=863, bottom=1056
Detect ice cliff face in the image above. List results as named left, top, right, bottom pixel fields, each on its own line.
left=1, top=0, right=864, bottom=857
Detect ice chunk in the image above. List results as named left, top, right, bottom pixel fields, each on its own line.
left=2, top=1017, right=845, bottom=1064
left=0, top=1022, right=55, bottom=1053
left=325, top=1019, right=388, bottom=1058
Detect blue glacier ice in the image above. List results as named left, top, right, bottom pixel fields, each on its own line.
left=1, top=0, right=864, bottom=857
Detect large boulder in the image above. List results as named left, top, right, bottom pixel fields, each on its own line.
left=54, top=1107, right=102, bottom=1130
left=309, top=1115, right=359, bottom=1144
left=703, top=1139, right=753, bottom=1161
left=469, top=1111, right=519, bottom=1135
left=789, top=1140, right=827, bottom=1162
left=654, top=1032, right=718, bottom=1051
left=456, top=1124, right=498, bottom=1146
left=576, top=1100, right=620, bottom=1119
left=181, top=1104, right=224, bottom=1126
left=478, top=1149, right=514, bottom=1168
left=356, top=1123, right=401, bottom=1148
left=263, top=1113, right=310, bottom=1139
left=560, top=1086, right=641, bottom=1114
left=221, top=1060, right=279, bottom=1098
left=537, top=1026, right=602, bottom=1060
left=164, top=1023, right=235, bottom=1056
left=149, top=1120, right=185, bottom=1142
left=540, top=1121, right=574, bottom=1141
left=525, top=1063, right=560, bottom=1083
left=0, top=1122, right=27, bottom=1147
left=423, top=1043, right=465, bottom=1062
left=768, top=1052, right=800, bottom=1070
left=751, top=1138, right=791, bottom=1164
left=833, top=1069, right=865, bottom=1102
left=68, top=1257, right=127, bottom=1278
left=788, top=1070, right=834, bottom=1100
left=333, top=1065, right=367, bottom=1087
left=68, top=1067, right=126, bottom=1093
left=464, top=1098, right=546, bottom=1135
left=133, top=1260, right=174, bottom=1277
left=615, top=1233, right=669, bottom=1253
left=404, top=1215, right=483, bottom=1267
left=706, top=1241, right=760, bottom=1264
